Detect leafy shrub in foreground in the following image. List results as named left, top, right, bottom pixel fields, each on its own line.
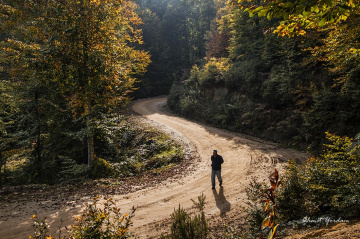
left=244, top=179, right=267, bottom=237
left=162, top=193, right=208, bottom=239
left=260, top=169, right=281, bottom=239
left=30, top=195, right=135, bottom=239
left=243, top=133, right=360, bottom=238
left=244, top=171, right=280, bottom=238
left=275, top=160, right=307, bottom=221
left=278, top=132, right=360, bottom=220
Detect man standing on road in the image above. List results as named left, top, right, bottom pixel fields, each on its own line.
left=211, top=149, right=223, bottom=189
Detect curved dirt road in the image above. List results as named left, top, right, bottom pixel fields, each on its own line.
left=0, top=97, right=306, bottom=238
left=118, top=97, right=306, bottom=237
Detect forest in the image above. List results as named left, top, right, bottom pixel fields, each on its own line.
left=164, top=0, right=360, bottom=151
left=0, top=0, right=360, bottom=238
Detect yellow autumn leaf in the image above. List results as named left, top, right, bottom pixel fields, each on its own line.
left=264, top=201, right=270, bottom=211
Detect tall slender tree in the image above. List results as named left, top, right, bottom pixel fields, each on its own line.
left=1, top=0, right=150, bottom=167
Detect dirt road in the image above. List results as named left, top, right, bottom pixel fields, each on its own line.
left=120, top=97, right=306, bottom=237
left=0, top=96, right=306, bottom=238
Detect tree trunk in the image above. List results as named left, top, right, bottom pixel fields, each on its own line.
left=87, top=135, right=94, bottom=167
left=35, top=90, right=42, bottom=179
left=87, top=130, right=94, bottom=167
left=81, top=0, right=94, bottom=167
left=87, top=110, right=94, bottom=167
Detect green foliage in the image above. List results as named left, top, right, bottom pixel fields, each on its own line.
left=167, top=2, right=360, bottom=150
left=243, top=133, right=360, bottom=238
left=0, top=80, right=17, bottom=135
left=30, top=215, right=51, bottom=239
left=146, top=148, right=182, bottom=170
left=243, top=170, right=281, bottom=238
left=0, top=0, right=150, bottom=169
left=31, top=194, right=208, bottom=239
left=70, top=196, right=135, bottom=239
left=304, top=133, right=360, bottom=217
left=57, top=157, right=89, bottom=183
left=95, top=115, right=184, bottom=178
left=275, top=161, right=307, bottom=221
left=30, top=195, right=135, bottom=239
left=168, top=36, right=308, bottom=147
left=0, top=79, right=19, bottom=186
left=0, top=112, right=184, bottom=185
left=91, top=157, right=117, bottom=179
left=0, top=0, right=197, bottom=186
left=168, top=83, right=187, bottom=115
left=245, top=143, right=358, bottom=238
left=237, top=0, right=359, bottom=36
left=277, top=133, right=360, bottom=221
left=162, top=193, right=208, bottom=239
left=244, top=179, right=268, bottom=237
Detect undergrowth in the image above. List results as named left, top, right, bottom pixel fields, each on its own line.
left=0, top=115, right=184, bottom=185
left=234, top=132, right=360, bottom=238
left=30, top=195, right=135, bottom=239
left=162, top=193, right=208, bottom=239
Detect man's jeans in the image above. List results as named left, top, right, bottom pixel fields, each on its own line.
left=211, top=169, right=222, bottom=187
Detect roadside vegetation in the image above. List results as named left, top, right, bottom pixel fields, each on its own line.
left=1, top=115, right=183, bottom=186
left=167, top=0, right=360, bottom=151
left=222, top=133, right=360, bottom=238
left=30, top=195, right=136, bottom=239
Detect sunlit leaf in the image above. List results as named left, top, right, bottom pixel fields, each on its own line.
left=259, top=9, right=267, bottom=17
left=261, top=217, right=271, bottom=229
left=266, top=224, right=279, bottom=239
left=319, top=17, right=327, bottom=26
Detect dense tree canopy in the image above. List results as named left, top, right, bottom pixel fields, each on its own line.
left=167, top=0, right=360, bottom=150
left=0, top=0, right=150, bottom=183
left=237, top=0, right=360, bottom=35
left=236, top=0, right=360, bottom=84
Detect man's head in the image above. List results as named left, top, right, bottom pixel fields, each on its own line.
left=213, top=149, right=217, bottom=156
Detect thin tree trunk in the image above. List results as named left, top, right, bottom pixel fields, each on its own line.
left=35, top=90, right=42, bottom=178
left=87, top=108, right=94, bottom=167
left=87, top=135, right=94, bottom=167
left=87, top=130, right=94, bottom=167
left=81, top=0, right=94, bottom=167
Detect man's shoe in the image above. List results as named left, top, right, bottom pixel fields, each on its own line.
left=220, top=181, right=222, bottom=186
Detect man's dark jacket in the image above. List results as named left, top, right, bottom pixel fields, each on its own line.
left=211, top=154, right=224, bottom=170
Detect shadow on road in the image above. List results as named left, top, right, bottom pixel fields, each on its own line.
left=212, top=186, right=231, bottom=218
